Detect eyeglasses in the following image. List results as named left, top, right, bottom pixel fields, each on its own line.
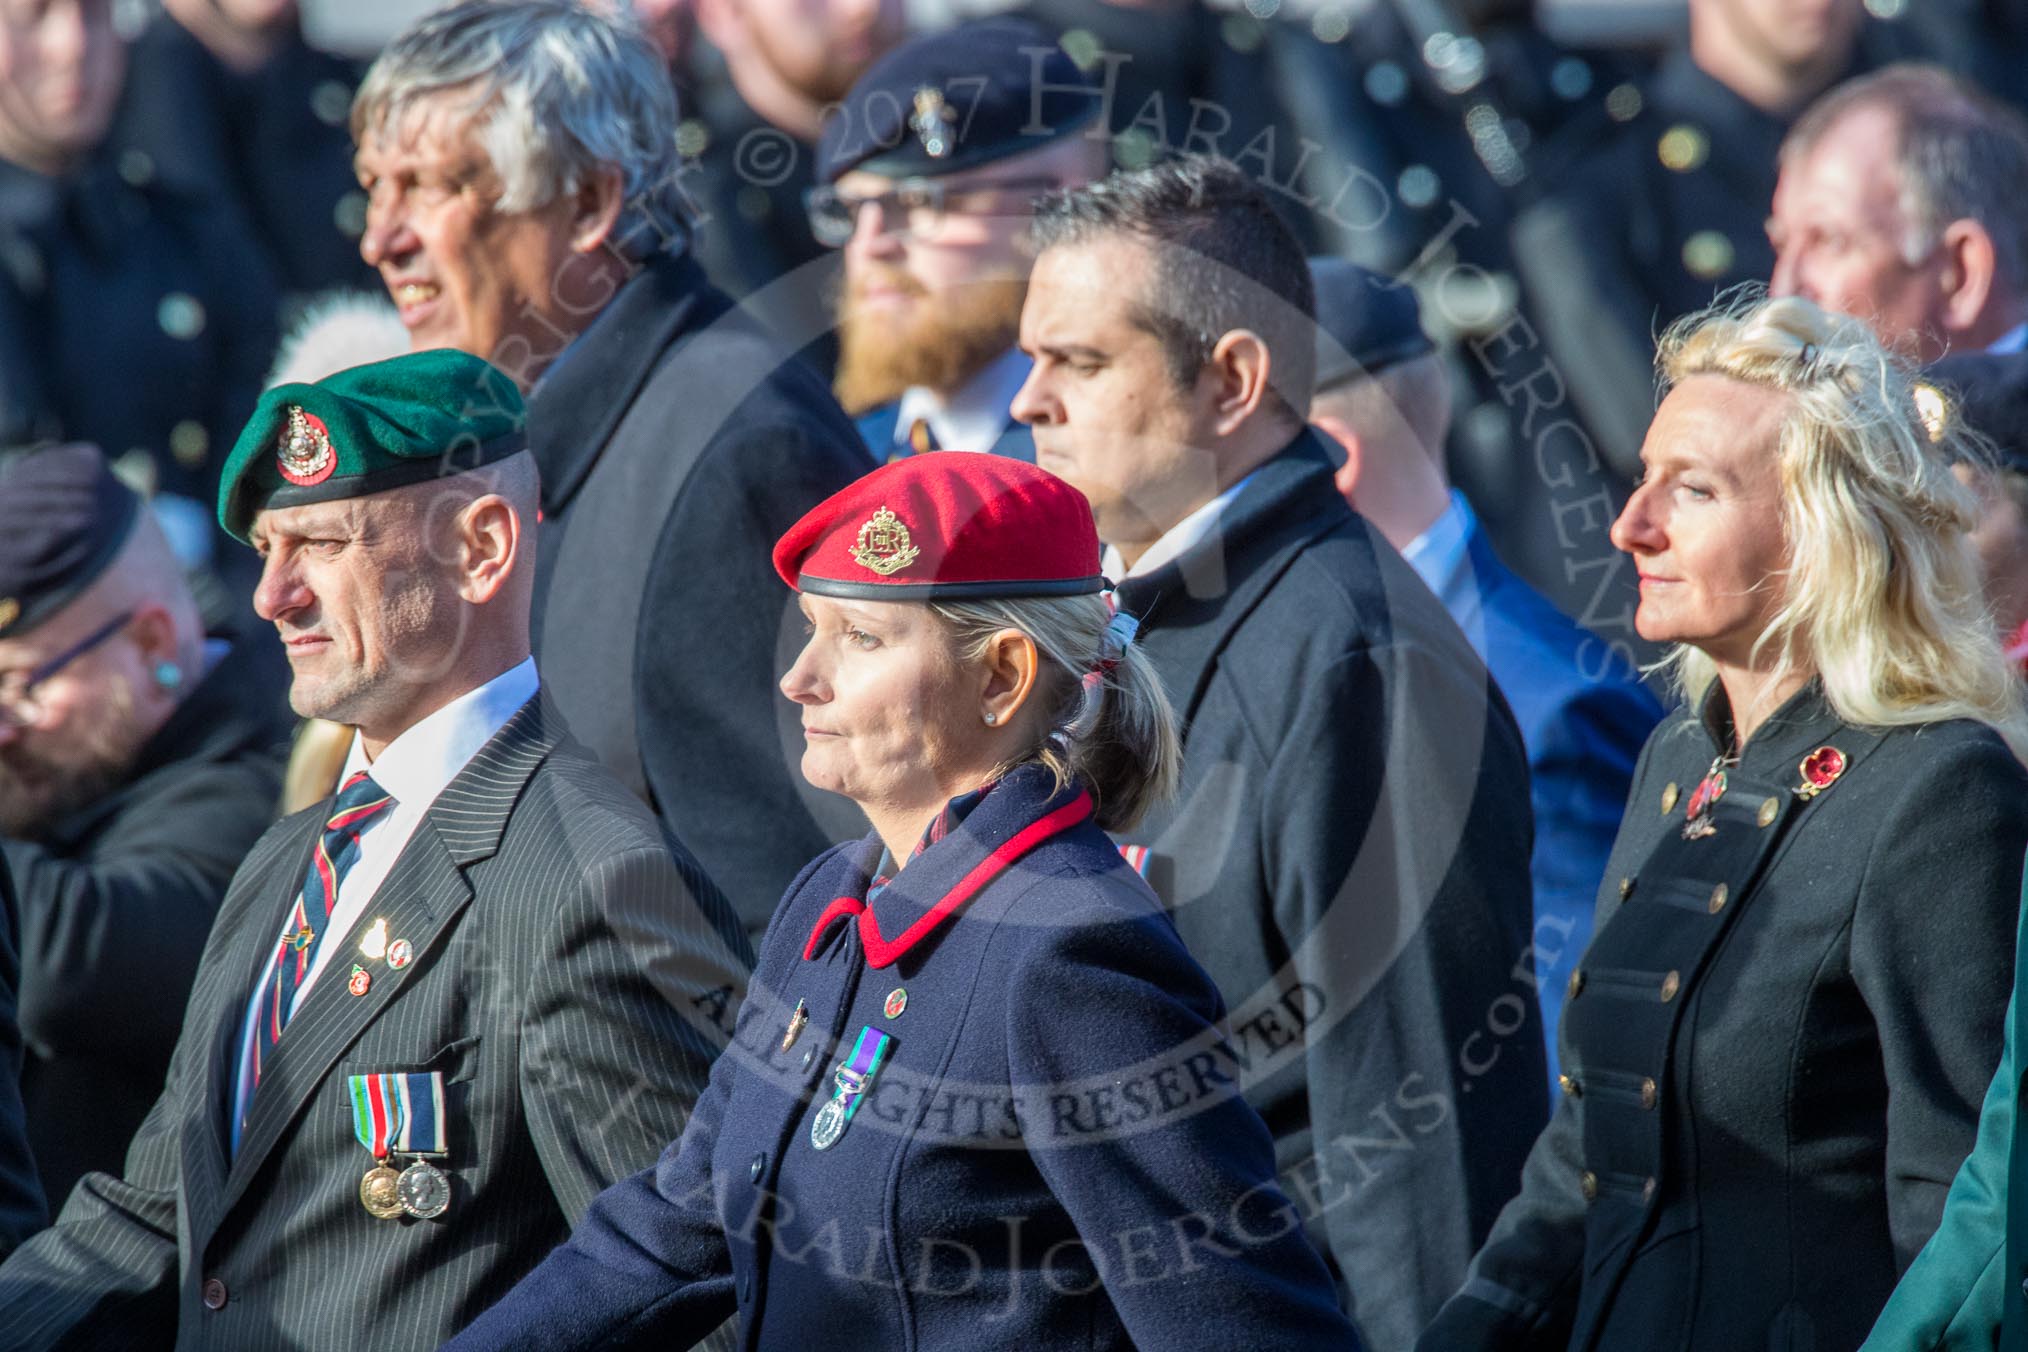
left=0, top=610, right=134, bottom=731
left=804, top=175, right=1063, bottom=248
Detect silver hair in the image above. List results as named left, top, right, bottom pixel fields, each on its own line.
left=353, top=0, right=687, bottom=256
left=1785, top=64, right=2028, bottom=289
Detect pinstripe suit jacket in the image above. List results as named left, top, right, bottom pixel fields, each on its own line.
left=0, top=695, right=751, bottom=1349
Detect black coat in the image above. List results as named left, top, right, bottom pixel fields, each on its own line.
left=1111, top=431, right=1546, bottom=1350
left=1, top=633, right=290, bottom=1204
left=0, top=853, right=48, bottom=1255
left=527, top=251, right=873, bottom=940
left=1420, top=682, right=2028, bottom=1351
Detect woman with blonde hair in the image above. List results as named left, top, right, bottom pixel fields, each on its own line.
left=447, top=453, right=1361, bottom=1350
left=1419, top=292, right=2028, bottom=1351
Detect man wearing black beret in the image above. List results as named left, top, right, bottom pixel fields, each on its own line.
left=815, top=16, right=1110, bottom=461
left=1306, top=259, right=1662, bottom=1098
left=1926, top=351, right=2028, bottom=671
left=0, top=444, right=293, bottom=1205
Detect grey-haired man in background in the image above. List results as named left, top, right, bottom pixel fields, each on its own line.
left=348, top=0, right=869, bottom=940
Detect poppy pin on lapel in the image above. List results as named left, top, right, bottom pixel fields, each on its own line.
left=1794, top=746, right=1847, bottom=801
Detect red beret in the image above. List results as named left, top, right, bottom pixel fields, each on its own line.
left=774, top=455, right=1106, bottom=600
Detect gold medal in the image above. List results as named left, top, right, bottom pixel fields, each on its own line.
left=359, top=1163, right=403, bottom=1219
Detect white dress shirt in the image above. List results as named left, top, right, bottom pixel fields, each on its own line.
left=893, top=347, right=1033, bottom=454
left=230, top=658, right=540, bottom=1102
left=1100, top=473, right=1258, bottom=582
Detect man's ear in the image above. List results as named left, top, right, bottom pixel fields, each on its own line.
left=127, top=603, right=180, bottom=672
left=1206, top=330, right=1273, bottom=437
left=455, top=496, right=522, bottom=605
left=570, top=165, right=628, bottom=255
left=1938, top=218, right=2002, bottom=337
left=1311, top=411, right=1363, bottom=504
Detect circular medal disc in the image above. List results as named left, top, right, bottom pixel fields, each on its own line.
left=396, top=1159, right=451, bottom=1219
left=810, top=1097, right=847, bottom=1151
left=360, top=1164, right=404, bottom=1219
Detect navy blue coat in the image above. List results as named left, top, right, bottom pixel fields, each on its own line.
left=1437, top=510, right=1664, bottom=1086
left=446, top=766, right=1363, bottom=1351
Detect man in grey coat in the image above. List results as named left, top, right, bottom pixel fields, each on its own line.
left=1013, top=158, right=1546, bottom=1350
left=0, top=351, right=748, bottom=1348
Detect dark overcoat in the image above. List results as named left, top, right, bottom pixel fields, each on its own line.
left=0, top=854, right=48, bottom=1256
left=444, top=765, right=1365, bottom=1352
left=527, top=250, right=872, bottom=940
left=1420, top=683, right=2028, bottom=1351
left=0, top=697, right=750, bottom=1348
left=1, top=633, right=291, bottom=1202
left=1111, top=431, right=1547, bottom=1350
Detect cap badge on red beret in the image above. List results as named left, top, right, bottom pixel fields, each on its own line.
left=277, top=407, right=337, bottom=487
left=851, top=506, right=922, bottom=576
left=909, top=89, right=954, bottom=159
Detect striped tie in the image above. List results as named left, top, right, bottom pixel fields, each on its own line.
left=231, top=770, right=395, bottom=1153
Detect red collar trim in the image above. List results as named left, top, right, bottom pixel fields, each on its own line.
left=801, top=790, right=1094, bottom=968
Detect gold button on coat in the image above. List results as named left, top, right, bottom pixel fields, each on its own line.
left=1660, top=970, right=1681, bottom=1002
left=1580, top=1170, right=1599, bottom=1202
left=1641, top=1077, right=1658, bottom=1109
left=1618, top=876, right=1633, bottom=900
left=1709, top=883, right=1728, bottom=914
left=1758, top=797, right=1780, bottom=828
left=1568, top=969, right=1585, bottom=1000
left=1642, top=1177, right=1658, bottom=1202
left=1661, top=782, right=1680, bottom=814
left=1559, top=1073, right=1580, bottom=1098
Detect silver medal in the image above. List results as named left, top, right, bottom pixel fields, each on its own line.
left=810, top=1096, right=847, bottom=1151
left=396, top=1158, right=451, bottom=1219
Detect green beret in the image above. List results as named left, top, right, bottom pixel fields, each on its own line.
left=217, top=349, right=527, bottom=543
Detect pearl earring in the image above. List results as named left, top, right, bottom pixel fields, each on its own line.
left=983, top=712, right=997, bottom=726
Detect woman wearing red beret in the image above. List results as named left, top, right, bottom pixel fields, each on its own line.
left=445, top=454, right=1361, bottom=1350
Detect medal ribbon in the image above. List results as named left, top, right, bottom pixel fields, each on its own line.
left=350, top=1073, right=402, bottom=1161
left=350, top=1072, right=448, bottom=1159
left=833, top=1025, right=893, bottom=1126
left=394, top=1072, right=448, bottom=1154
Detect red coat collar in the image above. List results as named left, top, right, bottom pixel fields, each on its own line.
left=802, top=788, right=1094, bottom=969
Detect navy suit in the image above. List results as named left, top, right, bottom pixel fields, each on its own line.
left=446, top=765, right=1363, bottom=1351
left=1434, top=509, right=1663, bottom=1085
left=853, top=404, right=1036, bottom=463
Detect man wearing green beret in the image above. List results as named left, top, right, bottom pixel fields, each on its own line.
left=0, top=350, right=750, bottom=1348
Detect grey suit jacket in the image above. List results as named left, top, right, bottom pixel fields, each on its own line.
left=0, top=695, right=750, bottom=1349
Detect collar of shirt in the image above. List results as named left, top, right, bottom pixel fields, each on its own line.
left=1101, top=472, right=1257, bottom=582
left=893, top=347, right=1032, bottom=454
left=233, top=658, right=540, bottom=1108
left=1989, top=322, right=2028, bottom=355
left=303, top=656, right=537, bottom=1001
left=866, top=779, right=998, bottom=900
left=1401, top=488, right=1475, bottom=598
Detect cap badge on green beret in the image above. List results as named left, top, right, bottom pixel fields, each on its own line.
left=852, top=507, right=921, bottom=576
left=909, top=89, right=955, bottom=159
left=0, top=597, right=18, bottom=636
left=278, top=407, right=337, bottom=486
